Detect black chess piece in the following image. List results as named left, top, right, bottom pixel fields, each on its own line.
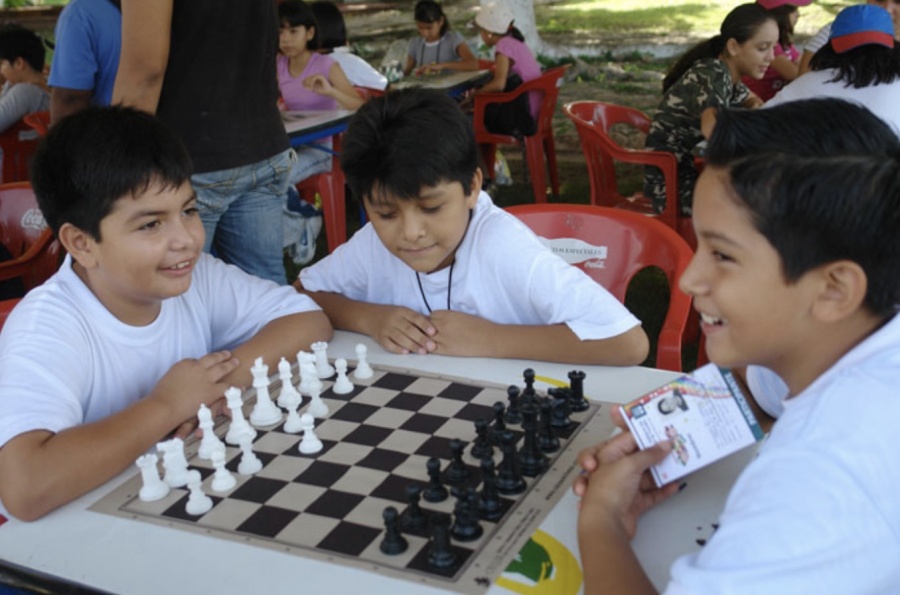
left=443, top=438, right=471, bottom=485
left=495, top=430, right=526, bottom=495
left=470, top=417, right=493, bottom=460
left=522, top=368, right=536, bottom=405
left=450, top=487, right=483, bottom=542
left=538, top=398, right=560, bottom=453
left=380, top=506, right=409, bottom=555
left=423, top=456, right=449, bottom=502
left=550, top=396, right=573, bottom=430
left=400, top=483, right=428, bottom=531
left=490, top=401, right=508, bottom=446
left=504, top=385, right=522, bottom=425
left=477, top=457, right=503, bottom=521
left=568, top=370, right=590, bottom=412
left=427, top=513, right=457, bottom=569
left=517, top=402, right=549, bottom=477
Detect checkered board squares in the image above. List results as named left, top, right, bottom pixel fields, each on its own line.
left=91, top=364, right=617, bottom=594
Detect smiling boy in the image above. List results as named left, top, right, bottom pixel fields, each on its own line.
left=296, top=88, right=648, bottom=365
left=0, top=107, right=332, bottom=521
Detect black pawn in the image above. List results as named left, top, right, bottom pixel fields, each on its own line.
left=568, top=370, right=590, bottom=412
left=495, top=430, right=526, bottom=495
left=427, top=513, right=457, bottom=569
left=517, top=402, right=549, bottom=477
left=504, top=385, right=523, bottom=425
left=380, top=506, right=409, bottom=555
left=470, top=417, right=493, bottom=460
left=538, top=398, right=560, bottom=453
left=450, top=487, right=483, bottom=542
left=490, top=401, right=507, bottom=446
left=477, top=457, right=504, bottom=521
left=522, top=368, right=536, bottom=404
left=401, top=483, right=428, bottom=531
left=443, top=438, right=471, bottom=485
left=423, top=457, right=449, bottom=502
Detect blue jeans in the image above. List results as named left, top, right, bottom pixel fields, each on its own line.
left=192, top=149, right=294, bottom=284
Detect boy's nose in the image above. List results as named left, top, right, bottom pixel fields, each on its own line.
left=401, top=214, right=426, bottom=241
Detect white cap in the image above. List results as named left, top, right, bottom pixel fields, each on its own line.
left=475, top=2, right=514, bottom=35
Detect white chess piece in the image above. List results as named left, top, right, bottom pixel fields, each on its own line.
left=306, top=384, right=329, bottom=418
left=225, top=386, right=257, bottom=445
left=311, top=341, right=335, bottom=378
left=353, top=343, right=374, bottom=379
left=237, top=433, right=263, bottom=475
left=136, top=453, right=170, bottom=502
left=209, top=447, right=236, bottom=492
left=276, top=356, right=302, bottom=409
left=196, top=403, right=225, bottom=460
left=158, top=438, right=189, bottom=488
left=332, top=358, right=354, bottom=395
left=249, top=357, right=283, bottom=427
left=298, top=351, right=321, bottom=395
left=184, top=470, right=213, bottom=516
left=282, top=390, right=304, bottom=434
left=298, top=413, right=323, bottom=454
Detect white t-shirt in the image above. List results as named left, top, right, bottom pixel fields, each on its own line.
left=300, top=192, right=640, bottom=341
left=665, top=313, right=900, bottom=593
left=0, top=253, right=320, bottom=449
left=765, top=69, right=900, bottom=136
left=330, top=47, right=388, bottom=91
left=802, top=22, right=832, bottom=56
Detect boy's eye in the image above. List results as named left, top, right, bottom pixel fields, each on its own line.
left=139, top=220, right=161, bottom=231
left=374, top=211, right=397, bottom=220
left=183, top=206, right=199, bottom=217
left=421, top=204, right=442, bottom=214
left=712, top=250, right=733, bottom=263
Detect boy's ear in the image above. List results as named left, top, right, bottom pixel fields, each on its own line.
left=725, top=38, right=739, bottom=57
left=468, top=169, right=483, bottom=207
left=58, top=223, right=99, bottom=269
left=810, top=260, right=868, bottom=323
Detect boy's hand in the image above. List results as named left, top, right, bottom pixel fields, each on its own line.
left=303, top=74, right=334, bottom=97
left=428, top=310, right=496, bottom=356
left=149, top=351, right=240, bottom=431
left=371, top=306, right=437, bottom=355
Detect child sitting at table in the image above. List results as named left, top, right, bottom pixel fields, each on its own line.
left=741, top=0, right=808, bottom=102
left=574, top=98, right=900, bottom=592
left=0, top=24, right=49, bottom=134
left=404, top=0, right=478, bottom=76
left=645, top=3, right=776, bottom=217
left=0, top=106, right=332, bottom=521
left=310, top=1, right=388, bottom=93
left=295, top=88, right=649, bottom=365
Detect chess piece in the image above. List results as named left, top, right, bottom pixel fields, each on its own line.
left=426, top=513, right=457, bottom=569
left=538, top=398, right=560, bottom=453
left=550, top=395, right=573, bottom=431
left=522, top=368, right=536, bottom=405
left=422, top=457, right=448, bottom=502
left=209, top=447, right=236, bottom=492
left=237, top=433, right=263, bottom=475
left=517, top=402, right=549, bottom=477
left=380, top=506, right=409, bottom=555
left=298, top=413, right=323, bottom=454
left=297, top=351, right=321, bottom=395
left=136, top=453, right=169, bottom=502
left=443, top=438, right=471, bottom=485
left=282, top=389, right=304, bottom=434
left=224, top=386, right=256, bottom=446
left=400, top=483, right=428, bottom=531
left=353, top=343, right=374, bottom=379
left=306, top=384, right=329, bottom=418
left=505, top=385, right=523, bottom=425
left=450, top=487, right=483, bottom=542
left=495, top=431, right=526, bottom=495
left=311, top=341, right=335, bottom=378
left=331, top=358, right=354, bottom=394
left=184, top=469, right=213, bottom=516
left=568, top=370, right=590, bottom=412
left=249, top=357, right=283, bottom=427
left=158, top=438, right=189, bottom=488
left=277, top=356, right=302, bottom=409
left=490, top=401, right=507, bottom=446
left=470, top=417, right=493, bottom=460
left=477, top=458, right=503, bottom=521
left=196, top=403, right=225, bottom=460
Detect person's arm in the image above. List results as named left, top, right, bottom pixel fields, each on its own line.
left=50, top=87, right=91, bottom=124
left=797, top=50, right=814, bottom=76
left=112, top=0, right=173, bottom=113
left=418, top=41, right=479, bottom=74
left=403, top=54, right=416, bottom=76
left=303, top=63, right=363, bottom=110
left=474, top=52, right=510, bottom=94
left=768, top=55, right=799, bottom=84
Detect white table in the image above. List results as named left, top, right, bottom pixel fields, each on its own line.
left=0, top=331, right=753, bottom=594
left=391, top=70, right=492, bottom=97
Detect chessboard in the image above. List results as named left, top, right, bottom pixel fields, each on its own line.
left=91, top=359, right=616, bottom=594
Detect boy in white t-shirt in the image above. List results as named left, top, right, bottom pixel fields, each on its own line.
left=297, top=88, right=649, bottom=365
left=0, top=107, right=332, bottom=521
left=573, top=98, right=900, bottom=592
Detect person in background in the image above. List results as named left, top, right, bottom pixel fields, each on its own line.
left=0, top=24, right=49, bottom=134
left=742, top=0, right=809, bottom=101
left=404, top=0, right=478, bottom=76
left=310, top=1, right=387, bottom=93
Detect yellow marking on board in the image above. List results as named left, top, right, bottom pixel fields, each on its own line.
left=496, top=530, right=583, bottom=595
left=535, top=375, right=567, bottom=388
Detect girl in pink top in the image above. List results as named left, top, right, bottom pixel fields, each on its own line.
left=743, top=0, right=809, bottom=101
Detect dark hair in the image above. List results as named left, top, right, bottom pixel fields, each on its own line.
left=664, top=4, right=775, bottom=92
left=0, top=24, right=46, bottom=72
left=502, top=25, right=526, bottom=43
left=279, top=0, right=319, bottom=51
left=30, top=106, right=193, bottom=241
left=310, top=1, right=347, bottom=51
left=769, top=4, right=796, bottom=49
left=809, top=43, right=900, bottom=88
left=414, top=0, right=450, bottom=36
left=341, top=88, right=478, bottom=205
left=706, top=99, right=900, bottom=317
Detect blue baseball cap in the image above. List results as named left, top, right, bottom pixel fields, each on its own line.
left=830, top=4, right=895, bottom=54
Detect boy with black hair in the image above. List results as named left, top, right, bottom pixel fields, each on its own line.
left=296, top=88, right=648, bottom=365
left=574, top=98, right=900, bottom=592
left=0, top=24, right=49, bottom=133
left=0, top=106, right=332, bottom=521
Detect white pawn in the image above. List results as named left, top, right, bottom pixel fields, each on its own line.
left=332, top=358, right=354, bottom=395
left=282, top=390, right=304, bottom=434
left=311, top=341, right=335, bottom=378
left=237, top=433, right=263, bottom=475
left=276, top=357, right=302, bottom=409
left=196, top=403, right=226, bottom=460
left=184, top=469, right=213, bottom=516
left=298, top=413, right=323, bottom=454
left=306, top=384, right=329, bottom=418
left=353, top=343, right=374, bottom=379
left=298, top=351, right=321, bottom=395
left=209, top=447, right=236, bottom=492
left=136, top=453, right=170, bottom=502
left=225, top=386, right=256, bottom=445
left=249, top=357, right=283, bottom=427
left=158, top=438, right=190, bottom=488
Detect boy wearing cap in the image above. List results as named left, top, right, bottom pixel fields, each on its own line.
left=798, top=0, right=900, bottom=73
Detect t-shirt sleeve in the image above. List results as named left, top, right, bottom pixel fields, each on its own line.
left=803, top=22, right=831, bottom=55
left=0, top=84, right=45, bottom=132
left=48, top=6, right=97, bottom=91
left=298, top=226, right=377, bottom=300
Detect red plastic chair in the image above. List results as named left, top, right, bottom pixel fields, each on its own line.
left=353, top=86, right=386, bottom=101
left=0, top=182, right=62, bottom=291
left=0, top=297, right=21, bottom=332
left=506, top=203, right=694, bottom=372
left=23, top=110, right=50, bottom=137
left=563, top=101, right=695, bottom=248
left=295, top=133, right=347, bottom=253
left=0, top=120, right=41, bottom=184
left=473, top=64, right=570, bottom=203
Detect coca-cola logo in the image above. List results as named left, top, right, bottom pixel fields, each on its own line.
left=20, top=208, right=47, bottom=231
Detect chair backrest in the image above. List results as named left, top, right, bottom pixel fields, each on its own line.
left=23, top=110, right=50, bottom=137
left=527, top=65, right=569, bottom=137
left=0, top=182, right=61, bottom=290
left=0, top=297, right=21, bottom=332
left=506, top=203, right=694, bottom=371
left=0, top=119, right=41, bottom=184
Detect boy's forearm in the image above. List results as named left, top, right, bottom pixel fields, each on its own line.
left=578, top=515, right=658, bottom=595
left=485, top=324, right=649, bottom=366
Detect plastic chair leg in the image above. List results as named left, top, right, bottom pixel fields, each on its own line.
left=524, top=137, right=548, bottom=203
left=544, top=136, right=560, bottom=198
left=479, top=143, right=497, bottom=182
